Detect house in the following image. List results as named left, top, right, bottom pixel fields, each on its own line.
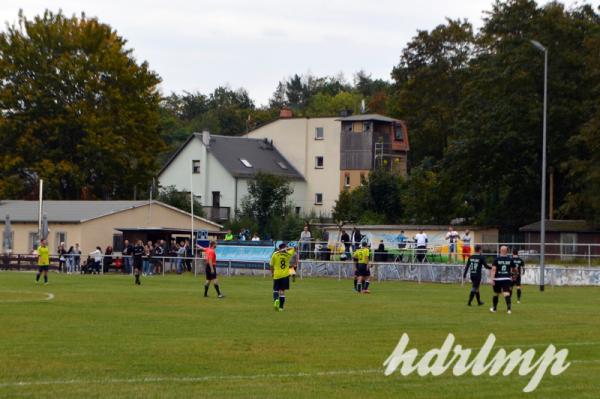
left=520, top=220, right=600, bottom=260
left=244, top=112, right=340, bottom=216
left=0, top=200, right=222, bottom=255
left=158, top=132, right=306, bottom=221
left=245, top=109, right=410, bottom=217
left=339, top=114, right=409, bottom=190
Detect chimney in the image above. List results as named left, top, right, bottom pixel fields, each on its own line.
left=340, top=109, right=353, bottom=117
left=279, top=106, right=293, bottom=118
left=201, top=130, right=211, bottom=147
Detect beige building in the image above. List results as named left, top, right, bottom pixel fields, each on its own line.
left=245, top=115, right=341, bottom=216
left=0, top=200, right=221, bottom=255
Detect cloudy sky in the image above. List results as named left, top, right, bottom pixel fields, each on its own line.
left=0, top=0, right=586, bottom=105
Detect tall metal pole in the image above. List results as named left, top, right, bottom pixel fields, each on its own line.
left=539, top=48, right=548, bottom=292
left=38, top=179, right=43, bottom=244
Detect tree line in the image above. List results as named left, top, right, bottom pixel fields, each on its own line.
left=0, top=1, right=599, bottom=230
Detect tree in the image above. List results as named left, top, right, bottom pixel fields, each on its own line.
left=240, top=172, right=294, bottom=238
left=157, top=186, right=204, bottom=218
left=390, top=18, right=475, bottom=165
left=0, top=10, right=164, bottom=200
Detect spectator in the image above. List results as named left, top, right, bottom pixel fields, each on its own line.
left=122, top=239, right=133, bottom=274
left=375, top=240, right=387, bottom=262
left=168, top=239, right=178, bottom=272
left=340, top=230, right=351, bottom=260
left=57, top=242, right=67, bottom=273
left=73, top=243, right=81, bottom=273
left=89, top=246, right=102, bottom=274
left=251, top=233, right=260, bottom=241
left=397, top=231, right=407, bottom=249
left=461, top=230, right=472, bottom=262
left=184, top=239, right=192, bottom=272
left=299, top=225, right=311, bottom=260
left=66, top=246, right=75, bottom=274
left=153, top=241, right=164, bottom=274
left=445, top=226, right=460, bottom=263
left=351, top=228, right=362, bottom=252
left=143, top=243, right=152, bottom=276
left=103, top=246, right=113, bottom=273
left=177, top=241, right=186, bottom=274
left=224, top=232, right=234, bottom=241
left=415, top=230, right=428, bottom=263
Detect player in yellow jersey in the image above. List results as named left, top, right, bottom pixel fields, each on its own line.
left=35, top=239, right=50, bottom=284
left=270, top=243, right=295, bottom=311
left=352, top=242, right=371, bottom=293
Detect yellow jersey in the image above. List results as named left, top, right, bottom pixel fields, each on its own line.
left=270, top=248, right=295, bottom=280
left=37, top=246, right=50, bottom=266
left=353, top=248, right=370, bottom=265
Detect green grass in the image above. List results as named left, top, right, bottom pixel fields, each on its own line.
left=0, top=272, right=599, bottom=398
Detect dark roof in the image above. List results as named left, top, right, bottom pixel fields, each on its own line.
left=519, top=220, right=599, bottom=233
left=0, top=200, right=222, bottom=227
left=337, top=114, right=401, bottom=123
left=209, top=135, right=304, bottom=179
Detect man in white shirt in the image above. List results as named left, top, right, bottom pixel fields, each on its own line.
left=445, top=226, right=460, bottom=263
left=414, top=230, right=428, bottom=263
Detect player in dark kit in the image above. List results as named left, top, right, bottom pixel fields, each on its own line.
left=489, top=245, right=517, bottom=314
left=511, top=248, right=525, bottom=303
left=462, top=244, right=490, bottom=306
left=132, top=240, right=144, bottom=285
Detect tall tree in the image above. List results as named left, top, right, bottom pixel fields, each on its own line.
left=390, top=18, right=475, bottom=164
left=0, top=10, right=164, bottom=199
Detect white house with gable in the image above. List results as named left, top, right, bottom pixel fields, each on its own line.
left=158, top=132, right=306, bottom=222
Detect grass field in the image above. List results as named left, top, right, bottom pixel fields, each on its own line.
left=0, top=272, right=599, bottom=398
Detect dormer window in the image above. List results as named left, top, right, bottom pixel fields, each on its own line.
left=240, top=158, right=252, bottom=168
left=395, top=124, right=404, bottom=141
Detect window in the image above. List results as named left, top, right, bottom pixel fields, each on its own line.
left=295, top=207, right=301, bottom=215
left=360, top=173, right=366, bottom=186
left=315, top=156, right=324, bottom=169
left=344, top=174, right=350, bottom=187
left=363, top=121, right=371, bottom=132
left=113, top=234, right=124, bottom=252
left=314, top=193, right=323, bottom=205
left=315, top=127, right=324, bottom=140
left=240, top=158, right=252, bottom=168
left=55, top=232, right=67, bottom=247
left=352, top=122, right=363, bottom=133
left=192, top=160, right=201, bottom=174
left=28, top=232, right=39, bottom=252
left=277, top=161, right=288, bottom=170
left=395, top=125, right=404, bottom=141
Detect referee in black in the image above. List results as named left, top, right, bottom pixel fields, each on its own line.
left=463, top=245, right=490, bottom=306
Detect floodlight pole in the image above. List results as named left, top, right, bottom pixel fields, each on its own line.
left=531, top=40, right=547, bottom=292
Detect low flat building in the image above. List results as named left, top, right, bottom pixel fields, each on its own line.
left=0, top=200, right=221, bottom=254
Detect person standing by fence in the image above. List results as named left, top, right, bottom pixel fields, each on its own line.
left=73, top=243, right=81, bottom=273
left=66, top=246, right=74, bottom=274
left=89, top=246, right=102, bottom=274
left=133, top=240, right=144, bottom=285
left=57, top=242, right=66, bottom=273
left=122, top=239, right=133, bottom=274
left=461, top=230, right=472, bottom=262
left=35, top=239, right=50, bottom=284
left=299, top=226, right=311, bottom=260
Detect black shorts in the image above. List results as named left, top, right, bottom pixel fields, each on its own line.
left=205, top=265, right=217, bottom=280
left=513, top=276, right=521, bottom=286
left=357, top=264, right=369, bottom=277
left=273, top=276, right=290, bottom=291
left=38, top=266, right=49, bottom=272
left=493, top=280, right=512, bottom=294
left=470, top=275, right=481, bottom=289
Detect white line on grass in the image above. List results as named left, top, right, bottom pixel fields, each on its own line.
left=0, top=291, right=54, bottom=303
left=1, top=359, right=599, bottom=389
left=0, top=369, right=381, bottom=388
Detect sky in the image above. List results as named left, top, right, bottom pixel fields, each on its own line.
left=0, top=0, right=588, bottom=106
